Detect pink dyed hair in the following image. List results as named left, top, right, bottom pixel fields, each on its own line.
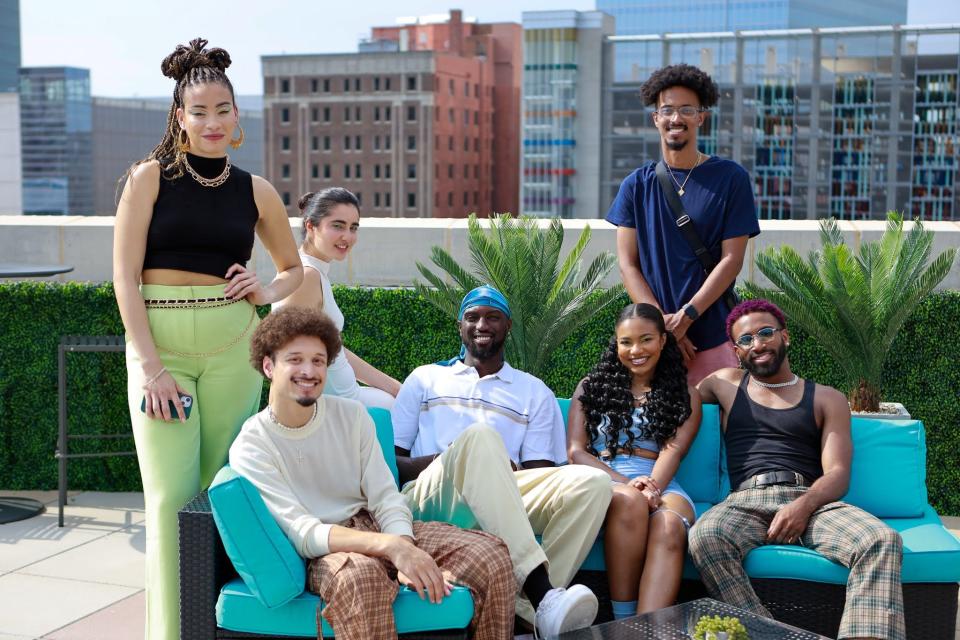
left=726, top=299, right=787, bottom=341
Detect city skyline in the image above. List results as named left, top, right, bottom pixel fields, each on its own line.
left=19, top=0, right=960, bottom=98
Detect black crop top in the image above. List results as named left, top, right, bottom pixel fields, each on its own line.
left=143, top=153, right=259, bottom=278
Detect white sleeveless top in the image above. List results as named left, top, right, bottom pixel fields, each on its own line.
left=273, top=252, right=358, bottom=398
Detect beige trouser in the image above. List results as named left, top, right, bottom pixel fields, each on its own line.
left=402, top=423, right=612, bottom=623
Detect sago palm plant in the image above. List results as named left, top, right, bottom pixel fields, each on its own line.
left=415, top=213, right=624, bottom=377
left=743, top=212, right=955, bottom=412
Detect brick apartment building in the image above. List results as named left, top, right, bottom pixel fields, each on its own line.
left=262, top=10, right=521, bottom=218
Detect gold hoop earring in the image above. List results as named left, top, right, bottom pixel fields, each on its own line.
left=230, top=125, right=245, bottom=150
left=177, top=129, right=190, bottom=153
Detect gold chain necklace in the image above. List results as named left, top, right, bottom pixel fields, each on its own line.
left=666, top=151, right=703, bottom=197
left=183, top=154, right=231, bottom=188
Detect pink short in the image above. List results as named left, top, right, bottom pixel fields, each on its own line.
left=686, top=341, right=738, bottom=386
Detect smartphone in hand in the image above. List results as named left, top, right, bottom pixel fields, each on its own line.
left=141, top=393, right=193, bottom=419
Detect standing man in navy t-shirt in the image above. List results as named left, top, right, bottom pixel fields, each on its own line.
left=606, top=64, right=760, bottom=384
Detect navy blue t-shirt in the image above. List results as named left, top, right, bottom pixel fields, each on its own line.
left=605, top=156, right=760, bottom=351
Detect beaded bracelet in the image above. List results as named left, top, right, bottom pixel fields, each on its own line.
left=142, top=366, right=168, bottom=390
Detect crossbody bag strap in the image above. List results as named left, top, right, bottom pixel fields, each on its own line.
left=655, top=160, right=739, bottom=311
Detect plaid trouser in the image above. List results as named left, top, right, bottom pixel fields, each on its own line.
left=307, top=510, right=515, bottom=640
left=688, top=485, right=905, bottom=640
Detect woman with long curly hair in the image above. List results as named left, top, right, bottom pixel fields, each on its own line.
left=568, top=303, right=702, bottom=618
left=113, top=38, right=301, bottom=640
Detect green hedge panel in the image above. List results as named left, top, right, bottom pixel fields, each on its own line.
left=0, top=283, right=957, bottom=514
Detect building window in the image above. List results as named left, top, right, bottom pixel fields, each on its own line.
left=473, top=191, right=478, bottom=205
left=324, top=136, right=331, bottom=151
left=384, top=135, right=391, bottom=150
left=435, top=136, right=439, bottom=150
left=374, top=164, right=381, bottom=179
left=344, top=107, right=351, bottom=122
left=448, top=192, right=453, bottom=206
left=407, top=105, right=416, bottom=122
left=464, top=81, right=469, bottom=97
left=323, top=107, right=330, bottom=122
left=448, top=136, right=453, bottom=151
left=407, top=76, right=417, bottom=91
left=311, top=79, right=318, bottom=93
left=385, top=164, right=392, bottom=179
left=311, top=107, right=319, bottom=122
left=281, top=164, right=290, bottom=179
left=344, top=136, right=351, bottom=150
left=463, top=192, right=469, bottom=206
left=324, top=164, right=331, bottom=178
left=355, top=135, right=361, bottom=150
left=407, top=135, right=416, bottom=151
left=385, top=106, right=392, bottom=121
left=311, top=136, right=319, bottom=151
left=449, top=79, right=455, bottom=95
left=474, top=84, right=479, bottom=97
left=474, top=165, right=479, bottom=178
left=463, top=164, right=468, bottom=178
left=449, top=108, right=454, bottom=123
left=385, top=192, right=391, bottom=207
left=281, top=108, right=290, bottom=124
left=464, top=137, right=469, bottom=151
left=281, top=136, right=291, bottom=151
left=374, top=135, right=380, bottom=151
left=344, top=164, right=351, bottom=179
left=374, top=77, right=380, bottom=91
left=434, top=164, right=439, bottom=179
left=374, top=106, right=381, bottom=121
left=473, top=111, right=479, bottom=125
left=355, top=164, right=362, bottom=179
left=311, top=164, right=319, bottom=178
left=282, top=191, right=291, bottom=205
left=407, top=192, right=416, bottom=208
left=385, top=77, right=391, bottom=91
left=474, top=138, right=479, bottom=152
left=323, top=78, right=330, bottom=92
left=354, top=77, right=361, bottom=91
left=448, top=165, right=454, bottom=179
left=343, top=78, right=350, bottom=92
left=407, top=163, right=416, bottom=179
left=463, top=110, right=469, bottom=125
left=375, top=192, right=381, bottom=207
left=281, top=79, right=290, bottom=94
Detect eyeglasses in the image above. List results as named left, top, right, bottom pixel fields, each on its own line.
left=734, top=326, right=782, bottom=348
left=654, top=106, right=706, bottom=118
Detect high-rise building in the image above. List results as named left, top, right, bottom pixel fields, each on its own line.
left=603, top=24, right=960, bottom=221
left=521, top=10, right=613, bottom=218
left=262, top=10, right=521, bottom=217
left=598, top=0, right=908, bottom=81
left=91, top=97, right=264, bottom=215
left=0, top=0, right=20, bottom=93
left=19, top=67, right=92, bottom=215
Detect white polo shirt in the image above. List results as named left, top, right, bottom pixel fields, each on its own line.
left=391, top=360, right=567, bottom=464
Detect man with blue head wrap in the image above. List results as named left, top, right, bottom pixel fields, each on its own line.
left=392, top=286, right=613, bottom=638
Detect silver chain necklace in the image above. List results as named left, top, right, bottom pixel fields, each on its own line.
left=666, top=151, right=703, bottom=197
left=183, top=154, right=231, bottom=188
left=750, top=373, right=800, bottom=389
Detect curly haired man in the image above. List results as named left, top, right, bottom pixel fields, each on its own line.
left=606, top=64, right=760, bottom=384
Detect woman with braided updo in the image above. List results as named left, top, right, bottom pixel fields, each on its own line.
left=113, top=38, right=301, bottom=640
left=567, top=303, right=702, bottom=618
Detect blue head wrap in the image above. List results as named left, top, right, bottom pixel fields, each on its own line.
left=438, top=286, right=511, bottom=365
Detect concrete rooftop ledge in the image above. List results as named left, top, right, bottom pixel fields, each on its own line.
left=1, top=215, right=959, bottom=290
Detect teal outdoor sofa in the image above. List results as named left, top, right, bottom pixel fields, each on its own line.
left=178, top=402, right=960, bottom=639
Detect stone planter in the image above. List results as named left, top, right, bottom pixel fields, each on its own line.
left=852, top=402, right=910, bottom=420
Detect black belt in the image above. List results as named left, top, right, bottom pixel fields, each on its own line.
left=736, top=470, right=809, bottom=492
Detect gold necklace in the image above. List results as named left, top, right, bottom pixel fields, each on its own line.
left=183, top=154, right=231, bottom=188
left=666, top=151, right=703, bottom=197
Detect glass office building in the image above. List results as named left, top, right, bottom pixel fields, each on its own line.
left=19, top=67, right=93, bottom=214
left=0, top=0, right=20, bottom=93
left=604, top=25, right=960, bottom=221
left=598, top=0, right=908, bottom=82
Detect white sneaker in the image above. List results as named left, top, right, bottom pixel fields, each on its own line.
left=533, top=584, right=598, bottom=639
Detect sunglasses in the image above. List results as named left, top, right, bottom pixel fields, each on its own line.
left=734, top=326, right=782, bottom=348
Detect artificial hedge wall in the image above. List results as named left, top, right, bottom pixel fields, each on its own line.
left=0, top=283, right=958, bottom=514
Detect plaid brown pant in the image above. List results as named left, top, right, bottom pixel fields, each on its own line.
left=688, top=485, right=905, bottom=640
left=307, top=510, right=515, bottom=640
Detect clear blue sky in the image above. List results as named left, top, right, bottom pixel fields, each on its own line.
left=19, top=0, right=960, bottom=97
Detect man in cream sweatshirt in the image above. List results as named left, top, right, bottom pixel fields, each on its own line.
left=229, top=307, right=515, bottom=640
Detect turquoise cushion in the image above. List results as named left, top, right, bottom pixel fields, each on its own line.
left=208, top=466, right=306, bottom=608
left=368, top=407, right=400, bottom=487
left=843, top=418, right=927, bottom=518
left=217, top=578, right=474, bottom=637
left=674, top=403, right=726, bottom=504
left=742, top=505, right=960, bottom=584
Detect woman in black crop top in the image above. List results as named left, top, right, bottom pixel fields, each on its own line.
left=112, top=39, right=302, bottom=640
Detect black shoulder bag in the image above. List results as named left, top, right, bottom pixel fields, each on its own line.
left=655, top=160, right=740, bottom=312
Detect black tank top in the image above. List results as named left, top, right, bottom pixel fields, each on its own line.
left=143, top=154, right=259, bottom=279
left=724, top=374, right=823, bottom=489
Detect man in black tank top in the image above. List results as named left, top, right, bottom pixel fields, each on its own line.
left=689, top=300, right=904, bottom=640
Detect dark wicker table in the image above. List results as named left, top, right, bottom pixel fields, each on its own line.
left=558, top=597, right=831, bottom=639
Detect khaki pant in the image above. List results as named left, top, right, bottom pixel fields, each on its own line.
left=402, top=424, right=612, bottom=623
